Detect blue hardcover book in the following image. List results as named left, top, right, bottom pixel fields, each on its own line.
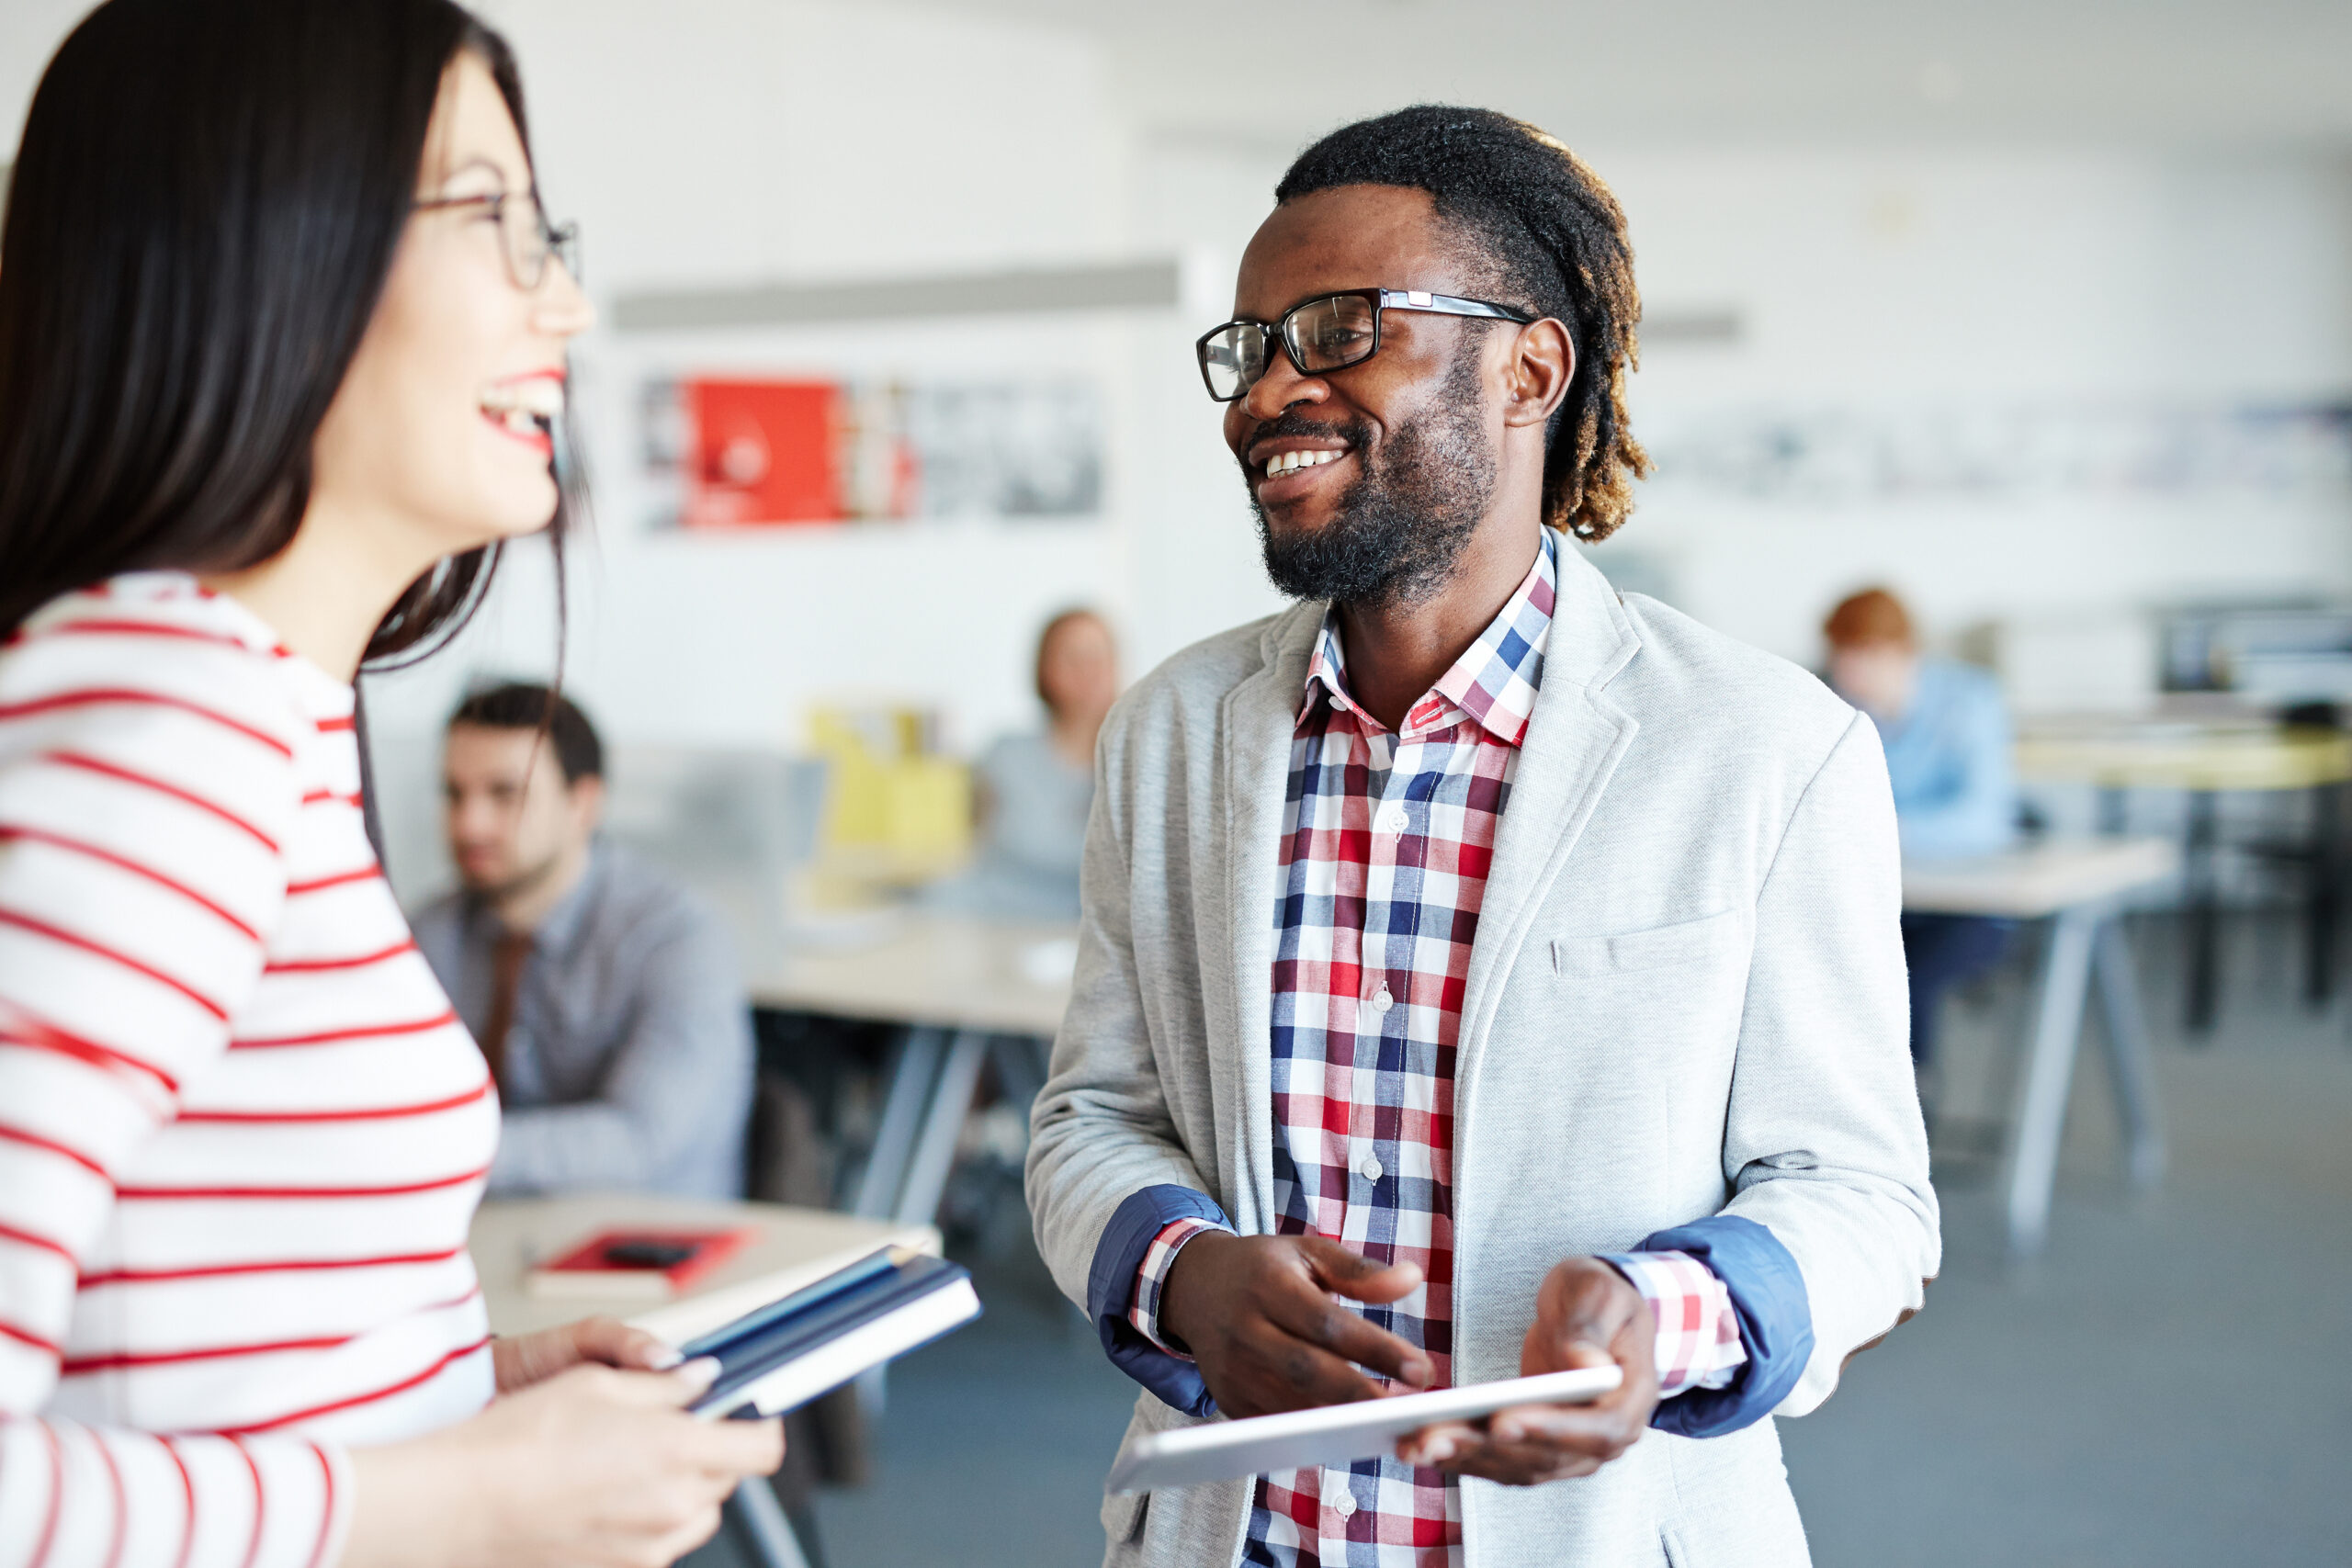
left=683, top=1248, right=981, bottom=1418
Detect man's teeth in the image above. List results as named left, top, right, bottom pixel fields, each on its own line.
left=1263, top=448, right=1344, bottom=478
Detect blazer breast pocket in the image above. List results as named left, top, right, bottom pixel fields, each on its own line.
left=1550, top=908, right=1745, bottom=979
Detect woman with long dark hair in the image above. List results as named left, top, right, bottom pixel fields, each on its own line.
left=0, top=2, right=781, bottom=1563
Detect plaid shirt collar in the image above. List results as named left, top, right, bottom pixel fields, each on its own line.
left=1300, top=527, right=1559, bottom=746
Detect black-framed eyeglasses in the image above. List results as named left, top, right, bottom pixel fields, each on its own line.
left=413, top=188, right=581, bottom=291
left=1195, top=288, right=1532, bottom=402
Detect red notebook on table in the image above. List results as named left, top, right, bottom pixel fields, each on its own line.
left=526, top=1227, right=759, bottom=1301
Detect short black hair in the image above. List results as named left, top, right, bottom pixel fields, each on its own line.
left=1276, top=105, right=1650, bottom=542
left=449, top=682, right=603, bottom=785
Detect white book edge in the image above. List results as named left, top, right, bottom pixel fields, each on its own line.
left=1106, top=1365, right=1623, bottom=1495
left=696, top=1276, right=981, bottom=1420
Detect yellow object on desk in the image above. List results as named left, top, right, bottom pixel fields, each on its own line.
left=808, top=705, right=971, bottom=864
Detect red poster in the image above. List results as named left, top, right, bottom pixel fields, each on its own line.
left=684, top=378, right=843, bottom=526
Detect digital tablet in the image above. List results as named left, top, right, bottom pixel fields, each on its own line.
left=1105, top=1365, right=1623, bottom=1495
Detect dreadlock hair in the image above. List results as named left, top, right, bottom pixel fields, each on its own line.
left=1275, top=105, right=1651, bottom=543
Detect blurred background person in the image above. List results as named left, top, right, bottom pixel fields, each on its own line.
left=415, top=682, right=755, bottom=1196
left=1824, top=587, right=2018, bottom=1069
left=932, top=607, right=1118, bottom=920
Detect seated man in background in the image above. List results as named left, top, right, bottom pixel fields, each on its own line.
left=413, top=682, right=754, bottom=1197
left=933, top=607, right=1119, bottom=920
left=1823, top=588, right=2018, bottom=1068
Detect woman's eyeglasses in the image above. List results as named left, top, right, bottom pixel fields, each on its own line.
left=413, top=188, right=581, bottom=291
left=1195, top=288, right=1533, bottom=402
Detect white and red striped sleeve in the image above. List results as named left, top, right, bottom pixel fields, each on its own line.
left=0, top=626, right=350, bottom=1568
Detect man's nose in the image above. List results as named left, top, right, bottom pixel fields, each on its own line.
left=1241, top=354, right=1327, bottom=424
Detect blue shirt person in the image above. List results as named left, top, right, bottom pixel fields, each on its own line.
left=411, top=683, right=753, bottom=1197
left=1826, top=588, right=2018, bottom=1065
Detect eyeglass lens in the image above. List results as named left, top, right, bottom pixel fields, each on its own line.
left=1284, top=295, right=1377, bottom=374
left=1202, top=295, right=1379, bottom=400
left=503, top=191, right=548, bottom=288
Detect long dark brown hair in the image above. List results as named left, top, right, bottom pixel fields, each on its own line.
left=0, top=0, right=570, bottom=662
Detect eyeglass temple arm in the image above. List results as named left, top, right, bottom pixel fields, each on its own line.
left=1376, top=289, right=1532, bottom=323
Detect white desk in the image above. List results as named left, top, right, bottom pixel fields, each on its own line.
left=469, top=1196, right=936, bottom=1568
left=751, top=915, right=1077, bottom=1227
left=1903, top=838, right=2179, bottom=1258
left=2016, top=722, right=2352, bottom=1030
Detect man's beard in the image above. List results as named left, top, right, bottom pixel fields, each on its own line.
left=463, top=844, right=565, bottom=905
left=1251, top=350, right=1494, bottom=609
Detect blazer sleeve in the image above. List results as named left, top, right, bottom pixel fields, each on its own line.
left=1024, top=705, right=1223, bottom=1375
left=1720, top=709, right=1941, bottom=1416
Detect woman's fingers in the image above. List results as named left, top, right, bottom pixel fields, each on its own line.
left=570, top=1314, right=684, bottom=1371
left=491, top=1318, right=684, bottom=1395
left=687, top=1414, right=787, bottom=1478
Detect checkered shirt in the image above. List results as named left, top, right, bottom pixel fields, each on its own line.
left=1128, top=530, right=1747, bottom=1566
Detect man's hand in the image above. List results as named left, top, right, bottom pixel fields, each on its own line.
left=1397, top=1258, right=1660, bottom=1485
left=1158, top=1232, right=1433, bottom=1418
left=492, top=1315, right=682, bottom=1395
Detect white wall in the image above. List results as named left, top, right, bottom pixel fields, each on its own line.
left=1599, top=147, right=2352, bottom=667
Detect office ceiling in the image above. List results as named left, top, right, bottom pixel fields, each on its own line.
left=937, top=0, right=2352, bottom=152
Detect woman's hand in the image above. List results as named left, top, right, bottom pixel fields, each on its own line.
left=492, top=1315, right=681, bottom=1394
left=342, top=1359, right=783, bottom=1568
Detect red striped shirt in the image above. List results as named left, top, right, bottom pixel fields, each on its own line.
left=1, top=575, right=499, bottom=1568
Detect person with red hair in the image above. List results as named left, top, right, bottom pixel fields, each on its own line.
left=1823, top=587, right=2018, bottom=1070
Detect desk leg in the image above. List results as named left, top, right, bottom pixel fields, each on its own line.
left=728, top=1477, right=813, bottom=1568
left=2184, top=789, right=2220, bottom=1037
left=853, top=1029, right=945, bottom=1219
left=2006, top=908, right=2096, bottom=1258
left=2309, top=780, right=2342, bottom=1010
left=892, top=1030, right=990, bottom=1229
left=2091, top=916, right=2165, bottom=1191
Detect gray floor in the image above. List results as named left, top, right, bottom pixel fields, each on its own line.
left=774, top=910, right=2352, bottom=1567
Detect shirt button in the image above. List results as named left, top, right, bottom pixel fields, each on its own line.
left=1358, top=1153, right=1384, bottom=1183
left=1332, top=1491, right=1358, bottom=1518
left=1375, top=804, right=1408, bottom=836
left=1370, top=986, right=1393, bottom=1014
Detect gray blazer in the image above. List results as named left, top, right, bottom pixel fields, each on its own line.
left=1026, top=539, right=1939, bottom=1567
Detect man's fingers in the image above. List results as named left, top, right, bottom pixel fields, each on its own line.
left=1396, top=1419, right=1480, bottom=1466
left=1485, top=1400, right=1634, bottom=1452
left=1228, top=1331, right=1387, bottom=1415
left=1295, top=1236, right=1423, bottom=1305
left=1262, top=1287, right=1433, bottom=1389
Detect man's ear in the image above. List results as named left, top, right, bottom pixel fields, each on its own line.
left=1501, top=318, right=1574, bottom=430
left=570, top=773, right=607, bottom=836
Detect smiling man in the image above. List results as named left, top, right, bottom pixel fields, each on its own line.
left=1026, top=107, right=1939, bottom=1567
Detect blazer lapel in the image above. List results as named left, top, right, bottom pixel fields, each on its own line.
left=1216, top=604, right=1320, bottom=1232
left=1454, top=543, right=1644, bottom=1077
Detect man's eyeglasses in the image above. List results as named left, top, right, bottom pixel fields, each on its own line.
left=1195, top=288, right=1533, bottom=403
left=413, top=188, right=581, bottom=291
